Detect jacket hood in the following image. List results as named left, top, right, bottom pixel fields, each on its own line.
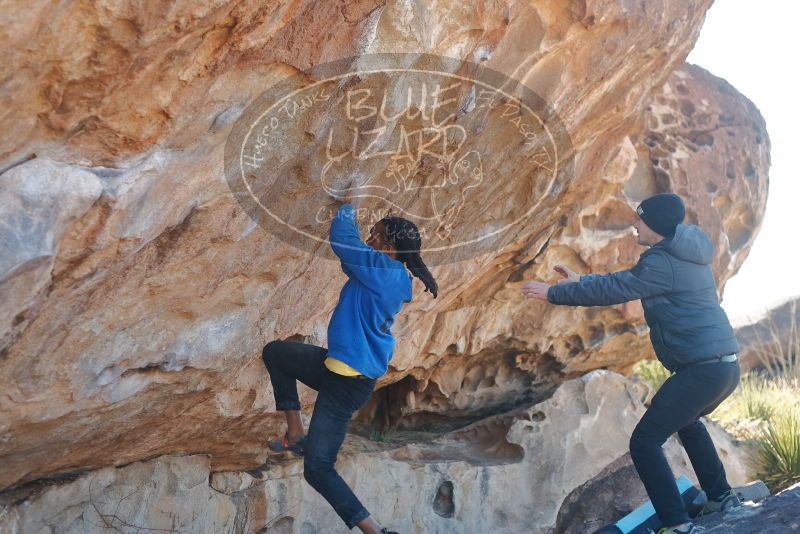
left=657, top=224, right=715, bottom=265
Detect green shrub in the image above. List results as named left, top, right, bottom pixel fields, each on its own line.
left=713, top=374, right=773, bottom=426
left=751, top=299, right=800, bottom=379
left=709, top=373, right=800, bottom=492
left=632, top=359, right=670, bottom=391
left=756, top=410, right=800, bottom=492
left=739, top=377, right=776, bottom=421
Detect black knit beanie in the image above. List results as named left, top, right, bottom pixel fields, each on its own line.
left=636, top=193, right=685, bottom=238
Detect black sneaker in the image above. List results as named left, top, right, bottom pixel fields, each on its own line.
left=697, top=489, right=741, bottom=516
left=267, top=433, right=305, bottom=456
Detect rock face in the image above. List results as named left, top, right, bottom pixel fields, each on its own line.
left=0, top=455, right=239, bottom=533
left=735, top=297, right=799, bottom=372
left=696, top=483, right=800, bottom=533
left=553, top=447, right=760, bottom=533
left=0, top=0, right=768, bottom=500
left=0, top=372, right=753, bottom=533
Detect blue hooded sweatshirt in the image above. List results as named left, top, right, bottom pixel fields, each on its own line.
left=547, top=224, right=739, bottom=371
left=327, top=204, right=413, bottom=378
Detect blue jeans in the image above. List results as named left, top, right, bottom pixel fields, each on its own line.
left=262, top=340, right=376, bottom=529
left=630, top=360, right=740, bottom=526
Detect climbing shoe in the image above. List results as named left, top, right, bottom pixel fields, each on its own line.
left=268, top=433, right=305, bottom=455
left=654, top=523, right=704, bottom=534
left=697, top=488, right=741, bottom=516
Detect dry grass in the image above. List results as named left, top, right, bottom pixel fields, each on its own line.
left=749, top=299, right=800, bottom=380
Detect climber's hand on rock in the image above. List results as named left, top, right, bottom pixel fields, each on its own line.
left=329, top=179, right=359, bottom=208
left=521, top=281, right=551, bottom=301
left=554, top=265, right=580, bottom=285
left=330, top=189, right=352, bottom=205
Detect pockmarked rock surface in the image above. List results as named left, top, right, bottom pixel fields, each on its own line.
left=0, top=372, right=753, bottom=533
left=0, top=0, right=768, bottom=497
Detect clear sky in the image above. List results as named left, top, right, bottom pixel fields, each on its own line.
left=687, top=1, right=800, bottom=326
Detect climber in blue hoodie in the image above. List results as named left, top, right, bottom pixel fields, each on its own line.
left=262, top=197, right=438, bottom=534
left=521, top=193, right=741, bottom=534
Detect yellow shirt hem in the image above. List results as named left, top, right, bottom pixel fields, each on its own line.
left=324, top=357, right=363, bottom=377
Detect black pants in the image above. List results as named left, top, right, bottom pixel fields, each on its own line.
left=262, top=340, right=377, bottom=529
left=630, top=360, right=740, bottom=526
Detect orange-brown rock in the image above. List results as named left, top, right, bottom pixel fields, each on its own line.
left=0, top=0, right=768, bottom=494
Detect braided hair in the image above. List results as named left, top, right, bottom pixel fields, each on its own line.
left=380, top=216, right=438, bottom=298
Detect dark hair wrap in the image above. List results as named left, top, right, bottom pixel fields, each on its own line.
left=380, top=216, right=438, bottom=298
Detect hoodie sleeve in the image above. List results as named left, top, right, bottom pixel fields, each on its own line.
left=330, top=203, right=402, bottom=292
left=548, top=252, right=673, bottom=306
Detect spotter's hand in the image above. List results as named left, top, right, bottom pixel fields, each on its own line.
left=554, top=264, right=580, bottom=285
left=521, top=281, right=551, bottom=301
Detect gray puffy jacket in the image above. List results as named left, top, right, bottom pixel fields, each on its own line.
left=547, top=224, right=740, bottom=371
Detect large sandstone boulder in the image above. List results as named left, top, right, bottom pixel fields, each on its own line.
left=0, top=0, right=768, bottom=495
left=0, top=371, right=753, bottom=533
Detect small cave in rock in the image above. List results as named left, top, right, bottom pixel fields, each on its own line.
left=689, top=130, right=714, bottom=147
left=679, top=99, right=695, bottom=117
left=433, top=480, right=455, bottom=518
left=725, top=161, right=736, bottom=180
left=652, top=167, right=672, bottom=193
left=744, top=158, right=756, bottom=178
left=352, top=348, right=564, bottom=442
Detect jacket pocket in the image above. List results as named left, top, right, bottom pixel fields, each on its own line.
left=653, top=321, right=688, bottom=366
left=661, top=325, right=704, bottom=365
